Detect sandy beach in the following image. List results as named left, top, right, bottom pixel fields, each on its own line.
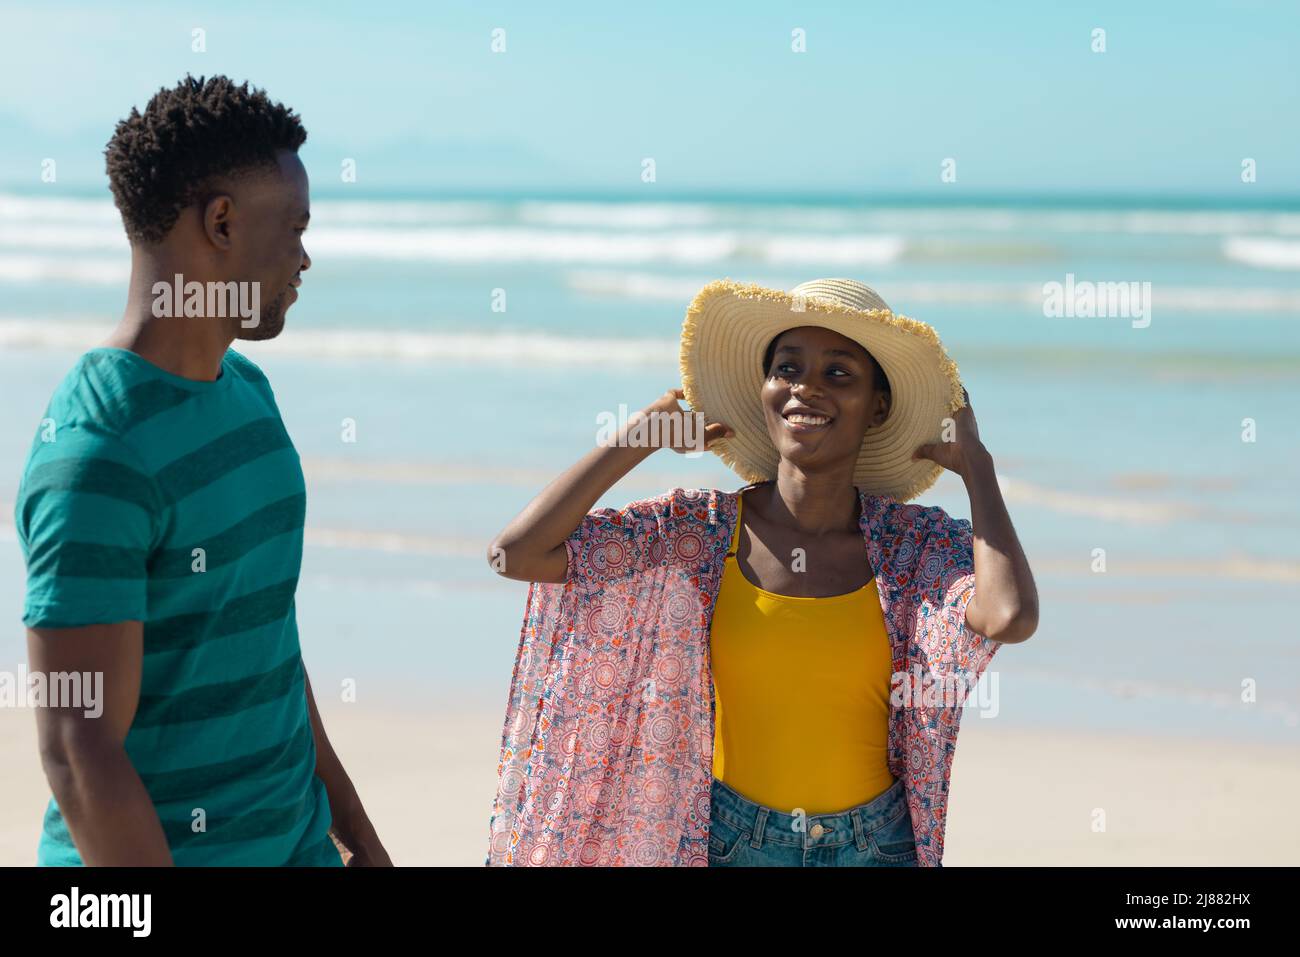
left=2, top=703, right=1295, bottom=867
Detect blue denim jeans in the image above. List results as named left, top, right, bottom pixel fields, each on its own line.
left=708, top=776, right=918, bottom=867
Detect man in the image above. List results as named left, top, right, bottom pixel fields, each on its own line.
left=15, top=75, right=389, bottom=866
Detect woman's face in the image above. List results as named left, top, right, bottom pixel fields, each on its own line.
left=760, top=325, right=890, bottom=476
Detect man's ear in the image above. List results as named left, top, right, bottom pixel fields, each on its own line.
left=202, top=194, right=235, bottom=251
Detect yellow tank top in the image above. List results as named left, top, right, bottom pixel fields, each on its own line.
left=709, top=494, right=895, bottom=814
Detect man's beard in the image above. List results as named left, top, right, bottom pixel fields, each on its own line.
left=237, top=290, right=287, bottom=341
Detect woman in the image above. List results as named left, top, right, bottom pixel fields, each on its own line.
left=486, top=278, right=1038, bottom=866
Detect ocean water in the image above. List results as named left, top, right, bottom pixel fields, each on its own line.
left=0, top=192, right=1297, bottom=746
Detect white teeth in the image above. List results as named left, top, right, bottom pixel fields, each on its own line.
left=786, top=414, right=830, bottom=425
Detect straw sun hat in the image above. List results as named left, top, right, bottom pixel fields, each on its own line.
left=679, top=278, right=967, bottom=502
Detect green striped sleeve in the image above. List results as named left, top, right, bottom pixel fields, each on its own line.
left=17, top=424, right=158, bottom=628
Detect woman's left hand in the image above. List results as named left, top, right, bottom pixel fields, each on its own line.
left=911, top=387, right=988, bottom=480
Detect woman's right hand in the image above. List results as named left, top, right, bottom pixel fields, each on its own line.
left=639, top=388, right=733, bottom=455
left=488, top=389, right=731, bottom=583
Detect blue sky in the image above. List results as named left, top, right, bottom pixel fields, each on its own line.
left=0, top=0, right=1297, bottom=196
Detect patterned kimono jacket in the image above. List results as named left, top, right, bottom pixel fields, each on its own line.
left=487, top=485, right=1000, bottom=866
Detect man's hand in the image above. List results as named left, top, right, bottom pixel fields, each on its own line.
left=331, top=825, right=393, bottom=867
left=304, top=671, right=393, bottom=866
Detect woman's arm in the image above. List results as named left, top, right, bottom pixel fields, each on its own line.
left=958, top=446, right=1039, bottom=643
left=912, top=388, right=1039, bottom=644
left=488, top=389, right=731, bottom=583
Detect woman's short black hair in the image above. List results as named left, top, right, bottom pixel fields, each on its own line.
left=762, top=330, right=891, bottom=395
left=105, top=74, right=307, bottom=244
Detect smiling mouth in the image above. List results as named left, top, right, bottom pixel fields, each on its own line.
left=782, top=410, right=833, bottom=431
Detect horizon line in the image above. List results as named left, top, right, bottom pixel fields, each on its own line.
left=3, top=185, right=1300, bottom=211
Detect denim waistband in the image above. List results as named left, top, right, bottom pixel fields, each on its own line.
left=709, top=776, right=909, bottom=850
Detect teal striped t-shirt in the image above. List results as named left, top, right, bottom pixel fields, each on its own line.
left=16, top=347, right=339, bottom=866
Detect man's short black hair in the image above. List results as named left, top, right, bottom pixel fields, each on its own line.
left=762, top=331, right=891, bottom=395
left=105, top=75, right=307, bottom=244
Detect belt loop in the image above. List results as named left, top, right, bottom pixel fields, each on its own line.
left=851, top=808, right=870, bottom=851
left=750, top=807, right=768, bottom=849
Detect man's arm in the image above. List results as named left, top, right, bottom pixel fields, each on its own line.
left=302, top=668, right=392, bottom=866
left=27, top=622, right=173, bottom=865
